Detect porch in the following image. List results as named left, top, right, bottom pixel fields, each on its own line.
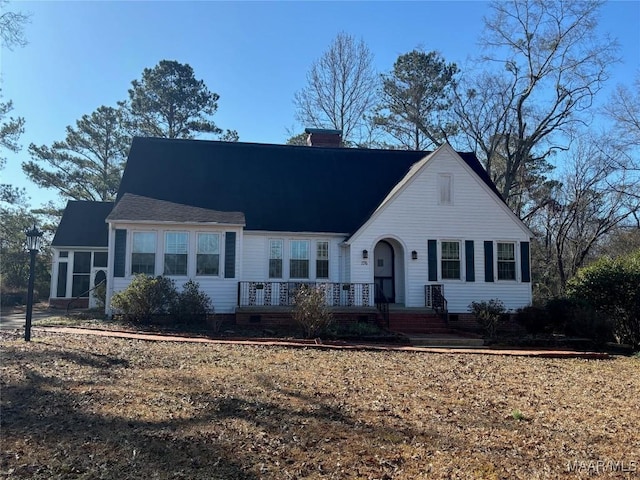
left=238, top=281, right=375, bottom=308
left=236, top=282, right=453, bottom=334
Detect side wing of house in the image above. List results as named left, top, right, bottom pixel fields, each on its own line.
left=347, top=144, right=533, bottom=313
left=50, top=201, right=113, bottom=309
left=105, top=195, right=246, bottom=314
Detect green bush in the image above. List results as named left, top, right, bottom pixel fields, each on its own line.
left=293, top=284, right=334, bottom=338
left=170, top=280, right=213, bottom=326
left=515, top=305, right=549, bottom=335
left=567, top=250, right=640, bottom=349
left=469, top=299, right=507, bottom=339
left=111, top=275, right=177, bottom=322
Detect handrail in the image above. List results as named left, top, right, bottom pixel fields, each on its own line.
left=425, top=284, right=448, bottom=324
left=66, top=279, right=105, bottom=313
left=375, top=284, right=390, bottom=328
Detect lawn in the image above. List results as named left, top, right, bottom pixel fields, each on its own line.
left=1, top=331, right=638, bottom=479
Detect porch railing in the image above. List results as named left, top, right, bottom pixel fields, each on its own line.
left=375, top=284, right=390, bottom=328
left=238, top=281, right=375, bottom=307
left=425, top=284, right=448, bottom=322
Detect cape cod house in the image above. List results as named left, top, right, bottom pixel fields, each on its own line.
left=49, top=131, right=533, bottom=332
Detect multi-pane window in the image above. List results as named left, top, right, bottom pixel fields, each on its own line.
left=316, top=241, right=329, bottom=279
left=132, top=232, right=156, bottom=275
left=72, top=251, right=91, bottom=297
left=290, top=240, right=309, bottom=278
left=164, top=232, right=188, bottom=276
left=269, top=239, right=283, bottom=278
left=497, top=242, right=516, bottom=280
left=197, top=233, right=220, bottom=276
left=441, top=241, right=461, bottom=279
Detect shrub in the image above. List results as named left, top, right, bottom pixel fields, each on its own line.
left=567, top=250, right=640, bottom=349
left=515, top=305, right=549, bottom=335
left=170, top=280, right=213, bottom=326
left=469, top=299, right=507, bottom=339
left=293, top=284, right=334, bottom=338
left=111, top=275, right=177, bottom=322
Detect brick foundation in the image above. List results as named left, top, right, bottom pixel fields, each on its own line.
left=49, top=298, right=89, bottom=309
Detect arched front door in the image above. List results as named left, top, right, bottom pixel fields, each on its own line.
left=374, top=240, right=395, bottom=303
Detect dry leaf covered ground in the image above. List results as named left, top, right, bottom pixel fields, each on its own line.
left=1, top=331, right=638, bottom=479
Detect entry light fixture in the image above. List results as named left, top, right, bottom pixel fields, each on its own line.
left=412, top=250, right=418, bottom=260
left=362, top=249, right=368, bottom=259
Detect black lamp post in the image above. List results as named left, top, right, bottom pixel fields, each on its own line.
left=24, top=223, right=43, bottom=342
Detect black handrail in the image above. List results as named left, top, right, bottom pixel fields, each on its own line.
left=375, top=284, right=390, bottom=328
left=66, top=279, right=105, bottom=313
left=425, top=284, right=448, bottom=324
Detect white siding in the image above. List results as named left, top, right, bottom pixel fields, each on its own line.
left=348, top=146, right=532, bottom=312
left=242, top=232, right=345, bottom=282
left=107, top=223, right=243, bottom=314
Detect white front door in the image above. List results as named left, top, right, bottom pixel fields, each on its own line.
left=89, top=268, right=107, bottom=308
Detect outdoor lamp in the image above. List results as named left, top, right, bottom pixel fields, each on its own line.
left=362, top=249, right=368, bottom=259
left=412, top=250, right=418, bottom=260
left=24, top=223, right=43, bottom=342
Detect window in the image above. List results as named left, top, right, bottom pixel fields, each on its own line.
left=290, top=240, right=309, bottom=278
left=497, top=242, right=516, bottom=280
left=56, top=262, right=68, bottom=297
left=438, top=174, right=452, bottom=204
left=164, top=232, right=188, bottom=276
left=269, top=239, right=283, bottom=278
left=441, top=241, right=461, bottom=279
left=197, top=233, right=219, bottom=276
left=316, top=241, right=329, bottom=279
left=72, top=251, right=91, bottom=297
left=93, top=252, right=108, bottom=267
left=132, top=232, right=156, bottom=275
left=59, top=251, right=69, bottom=258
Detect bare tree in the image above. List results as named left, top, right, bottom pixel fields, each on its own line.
left=531, top=138, right=640, bottom=294
left=0, top=0, right=30, bottom=50
left=453, top=0, right=619, bottom=206
left=604, top=75, right=640, bottom=150
left=294, top=32, right=378, bottom=145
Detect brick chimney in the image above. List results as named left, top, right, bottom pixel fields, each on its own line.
left=305, top=128, right=342, bottom=147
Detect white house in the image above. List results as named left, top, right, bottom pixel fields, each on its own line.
left=49, top=131, right=533, bottom=332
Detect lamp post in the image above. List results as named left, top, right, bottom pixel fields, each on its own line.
left=24, top=223, right=43, bottom=342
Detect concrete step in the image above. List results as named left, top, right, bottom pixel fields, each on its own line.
left=408, top=335, right=486, bottom=347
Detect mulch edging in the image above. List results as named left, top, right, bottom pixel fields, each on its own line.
left=31, top=326, right=611, bottom=359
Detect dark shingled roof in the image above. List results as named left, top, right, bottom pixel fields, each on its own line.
left=107, top=193, right=245, bottom=225
left=117, top=137, right=501, bottom=234
left=52, top=201, right=114, bottom=247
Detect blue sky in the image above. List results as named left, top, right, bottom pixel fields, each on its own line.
left=2, top=0, right=639, bottom=208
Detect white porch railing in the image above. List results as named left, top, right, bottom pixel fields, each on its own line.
left=238, top=282, right=375, bottom=307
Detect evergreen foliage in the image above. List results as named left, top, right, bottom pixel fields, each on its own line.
left=567, top=250, right=640, bottom=349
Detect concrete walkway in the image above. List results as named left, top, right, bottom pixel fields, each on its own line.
left=0, top=305, right=60, bottom=331
left=24, top=325, right=611, bottom=359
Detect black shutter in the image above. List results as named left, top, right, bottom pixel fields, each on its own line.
left=484, top=241, right=494, bottom=282
left=114, top=229, right=126, bottom=278
left=521, top=241, right=531, bottom=283
left=428, top=239, right=437, bottom=281
left=224, top=232, right=236, bottom=278
left=465, top=240, right=475, bottom=282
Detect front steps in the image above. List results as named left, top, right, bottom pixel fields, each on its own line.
left=384, top=307, right=450, bottom=334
